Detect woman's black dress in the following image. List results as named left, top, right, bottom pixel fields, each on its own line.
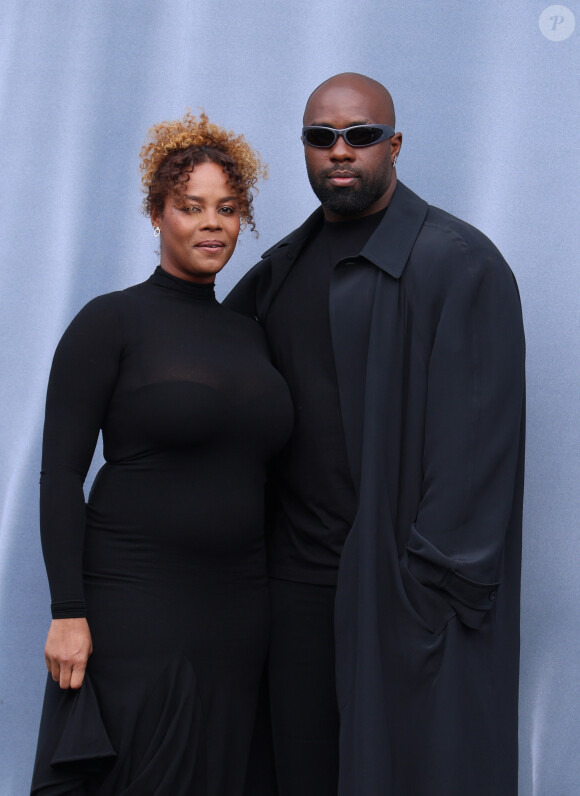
left=31, top=267, right=293, bottom=795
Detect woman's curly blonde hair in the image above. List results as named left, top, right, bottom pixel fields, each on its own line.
left=140, top=111, right=267, bottom=231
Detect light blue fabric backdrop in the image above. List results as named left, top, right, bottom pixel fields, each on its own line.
left=1, top=1, right=578, bottom=792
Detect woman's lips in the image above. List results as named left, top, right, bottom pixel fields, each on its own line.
left=195, top=240, right=225, bottom=252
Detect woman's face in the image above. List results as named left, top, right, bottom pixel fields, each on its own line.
left=152, top=161, right=241, bottom=283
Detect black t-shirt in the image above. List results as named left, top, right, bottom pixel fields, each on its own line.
left=265, top=208, right=387, bottom=584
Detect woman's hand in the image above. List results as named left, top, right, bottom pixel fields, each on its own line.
left=44, top=617, right=93, bottom=689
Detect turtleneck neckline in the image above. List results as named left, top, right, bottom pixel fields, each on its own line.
left=150, top=266, right=216, bottom=300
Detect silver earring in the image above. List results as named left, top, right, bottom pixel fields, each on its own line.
left=392, top=156, right=398, bottom=167
left=153, top=226, right=160, bottom=238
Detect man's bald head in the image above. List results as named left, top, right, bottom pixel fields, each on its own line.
left=301, top=73, right=402, bottom=220
left=303, top=73, right=396, bottom=128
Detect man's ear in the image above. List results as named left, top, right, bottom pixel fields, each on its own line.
left=390, top=132, right=403, bottom=160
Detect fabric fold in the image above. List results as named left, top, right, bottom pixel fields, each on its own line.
left=31, top=673, right=116, bottom=795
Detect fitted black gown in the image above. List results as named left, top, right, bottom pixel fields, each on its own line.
left=31, top=267, right=293, bottom=795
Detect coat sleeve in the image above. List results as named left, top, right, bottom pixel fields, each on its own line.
left=404, top=231, right=525, bottom=630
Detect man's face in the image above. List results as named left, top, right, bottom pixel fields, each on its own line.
left=303, top=81, right=401, bottom=221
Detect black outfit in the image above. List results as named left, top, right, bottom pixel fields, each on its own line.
left=225, top=181, right=525, bottom=796
left=265, top=211, right=384, bottom=584
left=31, top=267, right=293, bottom=795
left=267, top=579, right=339, bottom=796
left=259, top=211, right=386, bottom=794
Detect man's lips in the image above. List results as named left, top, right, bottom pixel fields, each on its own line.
left=327, top=170, right=359, bottom=187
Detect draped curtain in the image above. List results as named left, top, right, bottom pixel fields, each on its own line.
left=1, top=2, right=578, bottom=792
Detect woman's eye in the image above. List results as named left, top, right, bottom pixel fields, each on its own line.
left=219, top=206, right=236, bottom=215
left=183, top=206, right=201, bottom=214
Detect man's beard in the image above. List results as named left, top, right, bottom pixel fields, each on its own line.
left=306, top=163, right=389, bottom=216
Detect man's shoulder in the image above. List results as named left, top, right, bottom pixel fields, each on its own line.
left=221, top=259, right=269, bottom=316
left=260, top=207, right=324, bottom=258
left=402, top=203, right=520, bottom=317
left=418, top=203, right=505, bottom=264
left=260, top=228, right=299, bottom=259
left=408, top=202, right=510, bottom=281
left=223, top=208, right=323, bottom=316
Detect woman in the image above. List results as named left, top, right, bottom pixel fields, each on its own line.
left=31, top=112, right=293, bottom=795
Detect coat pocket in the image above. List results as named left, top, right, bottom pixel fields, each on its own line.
left=399, top=551, right=456, bottom=635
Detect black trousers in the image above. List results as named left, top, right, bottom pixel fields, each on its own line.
left=268, top=578, right=340, bottom=796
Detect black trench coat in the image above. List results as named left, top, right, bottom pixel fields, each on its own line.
left=225, top=181, right=525, bottom=796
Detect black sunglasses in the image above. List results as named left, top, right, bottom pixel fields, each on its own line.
left=301, top=124, right=396, bottom=148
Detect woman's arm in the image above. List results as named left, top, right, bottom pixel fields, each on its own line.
left=40, top=293, right=122, bottom=686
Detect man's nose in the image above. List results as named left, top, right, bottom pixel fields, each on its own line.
left=329, top=135, right=355, bottom=160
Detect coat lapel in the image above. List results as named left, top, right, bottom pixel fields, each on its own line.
left=333, top=184, right=430, bottom=794
left=257, top=208, right=323, bottom=321
left=330, top=182, right=429, bottom=493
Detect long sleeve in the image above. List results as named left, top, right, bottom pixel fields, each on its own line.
left=40, top=294, right=122, bottom=618
left=405, top=234, right=525, bottom=629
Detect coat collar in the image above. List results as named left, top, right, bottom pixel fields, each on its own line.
left=257, top=181, right=429, bottom=317
left=360, top=181, right=428, bottom=278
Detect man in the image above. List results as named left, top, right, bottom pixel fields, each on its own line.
left=226, top=73, right=525, bottom=796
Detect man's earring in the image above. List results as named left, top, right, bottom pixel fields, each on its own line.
left=392, top=156, right=398, bottom=167
left=153, top=226, right=160, bottom=238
